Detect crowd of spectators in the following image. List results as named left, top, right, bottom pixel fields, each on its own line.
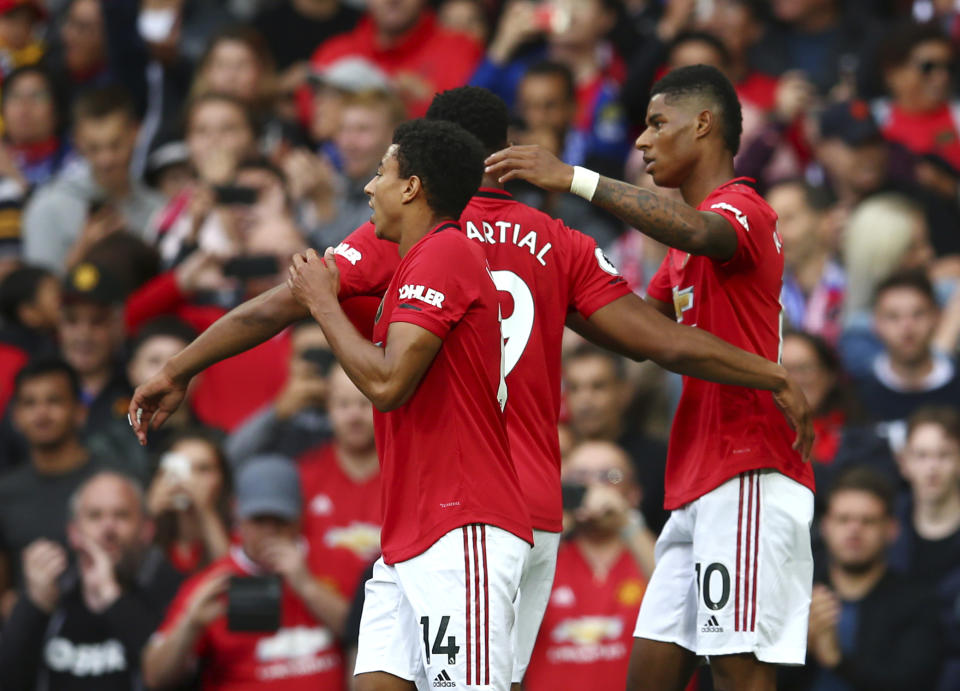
left=0, top=0, right=959, bottom=689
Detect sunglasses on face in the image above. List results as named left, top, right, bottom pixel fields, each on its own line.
left=915, top=59, right=954, bottom=76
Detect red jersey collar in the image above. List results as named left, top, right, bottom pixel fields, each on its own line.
left=474, top=187, right=513, bottom=200
left=716, top=177, right=759, bottom=191
left=431, top=220, right=460, bottom=234
left=355, top=10, right=439, bottom=56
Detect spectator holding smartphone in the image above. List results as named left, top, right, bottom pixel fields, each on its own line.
left=0, top=471, right=181, bottom=690
left=142, top=455, right=346, bottom=690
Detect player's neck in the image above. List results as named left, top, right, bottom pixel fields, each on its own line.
left=829, top=560, right=886, bottom=601
left=480, top=172, right=503, bottom=189
left=679, top=152, right=737, bottom=208
left=913, top=491, right=960, bottom=540
left=398, top=209, right=448, bottom=257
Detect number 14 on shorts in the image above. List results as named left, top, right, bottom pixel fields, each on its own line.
left=421, top=615, right=461, bottom=665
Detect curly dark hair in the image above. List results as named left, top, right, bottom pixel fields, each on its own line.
left=426, top=86, right=509, bottom=155
left=650, top=64, right=743, bottom=155
left=392, top=119, right=485, bottom=220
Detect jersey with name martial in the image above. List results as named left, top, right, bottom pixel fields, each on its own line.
left=336, top=189, right=632, bottom=532
left=370, top=221, right=532, bottom=564
left=646, top=178, right=815, bottom=509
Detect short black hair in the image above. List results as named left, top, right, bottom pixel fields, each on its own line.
left=907, top=405, right=960, bottom=446
left=14, top=356, right=81, bottom=401
left=391, top=119, right=485, bottom=220
left=0, top=266, right=52, bottom=326
left=130, top=317, right=197, bottom=359
left=563, top=342, right=627, bottom=380
left=426, top=87, right=509, bottom=155
left=650, top=64, right=743, bottom=155
left=521, top=60, right=576, bottom=102
left=873, top=269, right=936, bottom=308
left=72, top=85, right=138, bottom=126
left=670, top=31, right=732, bottom=67
left=881, top=22, right=951, bottom=73
left=826, top=466, right=896, bottom=516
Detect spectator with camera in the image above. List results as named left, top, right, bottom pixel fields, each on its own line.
left=524, top=440, right=653, bottom=691
left=22, top=86, right=165, bottom=274
left=0, top=471, right=181, bottom=690
left=142, top=454, right=345, bottom=690
left=783, top=467, right=943, bottom=690
left=0, top=358, right=124, bottom=617
left=148, top=428, right=232, bottom=576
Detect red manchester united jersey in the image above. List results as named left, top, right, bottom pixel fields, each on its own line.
left=524, top=540, right=647, bottom=691
left=336, top=189, right=632, bottom=532
left=646, top=178, right=816, bottom=509
left=157, top=548, right=344, bottom=691
left=299, top=444, right=381, bottom=598
left=370, top=221, right=531, bottom=564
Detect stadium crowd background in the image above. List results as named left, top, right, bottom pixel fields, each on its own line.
left=0, top=0, right=959, bottom=688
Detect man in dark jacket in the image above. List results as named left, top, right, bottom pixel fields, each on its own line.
left=785, top=467, right=943, bottom=690
left=0, top=471, right=181, bottom=690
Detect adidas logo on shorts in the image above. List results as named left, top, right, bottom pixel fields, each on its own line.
left=433, top=670, right=455, bottom=688
left=701, top=615, right=723, bottom=633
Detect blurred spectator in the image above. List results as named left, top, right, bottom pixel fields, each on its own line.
left=309, top=0, right=483, bottom=117
left=562, top=344, right=667, bottom=531
left=438, top=0, right=489, bottom=45
left=148, top=429, right=231, bottom=576
left=2, top=65, right=71, bottom=186
left=785, top=467, right=942, bottom=690
left=22, top=86, right=165, bottom=273
left=143, top=138, right=192, bottom=199
left=0, top=265, right=58, bottom=409
left=0, top=357, right=122, bottom=615
left=510, top=61, right=624, bottom=246
left=874, top=23, right=960, bottom=171
left=767, top=180, right=846, bottom=344
left=48, top=0, right=110, bottom=108
left=57, top=262, right=142, bottom=466
left=854, top=271, right=960, bottom=442
left=190, top=26, right=277, bottom=118
left=299, top=364, right=380, bottom=610
left=154, top=93, right=258, bottom=265
left=142, top=455, right=345, bottom=690
left=254, top=0, right=360, bottom=73
left=0, top=471, right=181, bottom=690
left=306, top=88, right=404, bottom=250
left=226, top=321, right=332, bottom=464
left=524, top=441, right=652, bottom=691
left=0, top=0, right=45, bottom=82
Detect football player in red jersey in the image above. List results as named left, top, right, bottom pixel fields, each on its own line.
left=486, top=65, right=815, bottom=691
left=130, top=87, right=813, bottom=691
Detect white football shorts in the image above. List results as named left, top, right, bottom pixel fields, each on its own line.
left=633, top=469, right=814, bottom=665
left=511, top=529, right=561, bottom=683
left=354, top=524, right=530, bottom=690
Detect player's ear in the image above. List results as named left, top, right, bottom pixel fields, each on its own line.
left=401, top=175, right=421, bottom=205
left=694, top=109, right=714, bottom=142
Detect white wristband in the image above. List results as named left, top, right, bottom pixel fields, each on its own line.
left=570, top=166, right=600, bottom=201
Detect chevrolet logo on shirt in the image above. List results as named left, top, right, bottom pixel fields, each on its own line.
left=398, top=284, right=445, bottom=308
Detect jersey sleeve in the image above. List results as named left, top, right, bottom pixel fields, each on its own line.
left=566, top=225, right=632, bottom=318
left=646, top=255, right=673, bottom=304
left=334, top=222, right=401, bottom=299
left=705, top=191, right=769, bottom=273
left=385, top=237, right=478, bottom=341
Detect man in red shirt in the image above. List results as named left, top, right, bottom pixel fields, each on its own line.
left=524, top=441, right=651, bottom=691
left=142, top=456, right=346, bottom=691
left=299, top=364, right=381, bottom=616
left=309, top=0, right=482, bottom=117
left=486, top=65, right=816, bottom=690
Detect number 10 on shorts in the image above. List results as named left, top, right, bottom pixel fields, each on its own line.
left=421, top=615, right=461, bottom=665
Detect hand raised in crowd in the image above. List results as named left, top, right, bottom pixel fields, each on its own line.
left=70, top=529, right=121, bottom=613
left=65, top=205, right=125, bottom=269
left=487, top=0, right=541, bottom=65
left=147, top=469, right=189, bottom=515
left=287, top=247, right=340, bottom=315
left=184, top=568, right=231, bottom=631
left=260, top=537, right=312, bottom=593
left=576, top=483, right=631, bottom=533
left=807, top=584, right=842, bottom=668
left=774, top=71, right=816, bottom=124
left=0, top=142, right=27, bottom=190
left=174, top=249, right=233, bottom=294
left=275, top=356, right=329, bottom=420
left=772, top=375, right=815, bottom=463
left=129, top=368, right=189, bottom=446
left=22, top=540, right=68, bottom=613
left=485, top=145, right=575, bottom=192
left=282, top=149, right=338, bottom=202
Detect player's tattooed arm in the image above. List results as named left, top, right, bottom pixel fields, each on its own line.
left=590, top=178, right=737, bottom=261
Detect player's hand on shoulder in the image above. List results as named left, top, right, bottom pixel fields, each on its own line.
left=484, top=145, right=574, bottom=191
left=287, top=247, right=340, bottom=313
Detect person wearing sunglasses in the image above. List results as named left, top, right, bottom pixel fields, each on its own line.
left=874, top=22, right=960, bottom=171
